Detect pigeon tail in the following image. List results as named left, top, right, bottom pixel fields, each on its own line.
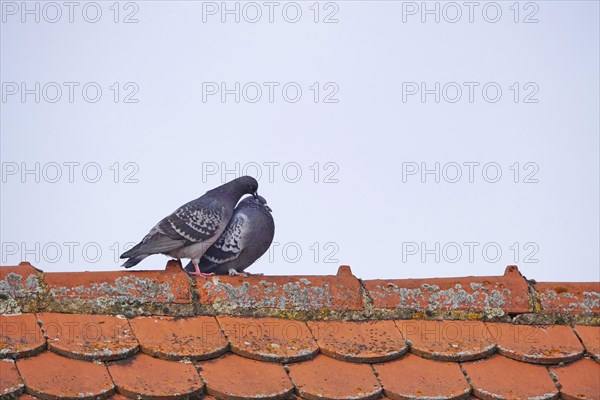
left=121, top=254, right=147, bottom=269
left=120, top=243, right=143, bottom=259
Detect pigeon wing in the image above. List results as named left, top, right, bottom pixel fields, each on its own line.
left=199, top=213, right=249, bottom=270
left=122, top=199, right=225, bottom=258
left=158, top=201, right=225, bottom=243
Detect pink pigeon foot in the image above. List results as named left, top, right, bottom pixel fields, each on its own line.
left=187, top=260, right=215, bottom=279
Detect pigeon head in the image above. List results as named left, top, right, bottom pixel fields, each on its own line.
left=240, top=194, right=272, bottom=212
left=255, top=194, right=272, bottom=212
left=231, top=175, right=259, bottom=197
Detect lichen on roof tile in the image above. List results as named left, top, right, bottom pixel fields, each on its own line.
left=108, top=353, right=204, bottom=398
left=37, top=313, right=139, bottom=361
left=0, top=313, right=45, bottom=358
left=395, top=320, right=496, bottom=361
left=197, top=272, right=363, bottom=312
left=490, top=323, right=585, bottom=364
left=132, top=315, right=228, bottom=360
left=288, top=354, right=382, bottom=400
left=374, top=353, right=470, bottom=399
left=536, top=282, right=600, bottom=314
left=462, top=355, right=558, bottom=400
left=363, top=266, right=531, bottom=314
left=218, top=316, right=318, bottom=363
left=198, top=353, right=294, bottom=400
left=0, top=264, right=43, bottom=314
left=0, top=359, right=24, bottom=398
left=1, top=263, right=599, bottom=400
left=573, top=325, right=600, bottom=361
left=550, top=357, right=600, bottom=400
left=308, top=320, right=407, bottom=363
left=16, top=352, right=115, bottom=399
left=44, top=269, right=191, bottom=304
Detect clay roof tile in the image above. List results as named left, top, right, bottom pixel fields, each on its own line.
left=1, top=262, right=598, bottom=399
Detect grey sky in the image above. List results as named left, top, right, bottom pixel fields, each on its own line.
left=1, top=1, right=598, bottom=282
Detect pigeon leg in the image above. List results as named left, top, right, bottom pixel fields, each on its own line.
left=187, top=259, right=214, bottom=279
left=228, top=269, right=263, bottom=277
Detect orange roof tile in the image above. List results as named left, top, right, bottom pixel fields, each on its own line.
left=16, top=352, right=115, bottom=399
left=288, top=354, right=382, bottom=400
left=108, top=353, right=204, bottom=398
left=195, top=264, right=363, bottom=312
left=550, top=358, right=600, bottom=400
left=44, top=260, right=192, bottom=305
left=37, top=313, right=138, bottom=361
left=462, top=355, right=558, bottom=399
left=0, top=314, right=45, bottom=358
left=1, top=262, right=599, bottom=399
left=574, top=325, right=600, bottom=361
left=374, top=353, right=470, bottom=399
left=491, top=323, right=585, bottom=364
left=1, top=359, right=23, bottom=398
left=199, top=353, right=293, bottom=400
left=307, top=320, right=407, bottom=363
left=363, top=265, right=531, bottom=314
left=536, top=281, right=600, bottom=314
left=132, top=315, right=228, bottom=361
left=218, top=316, right=318, bottom=363
left=395, top=320, right=495, bottom=362
left=17, top=394, right=37, bottom=400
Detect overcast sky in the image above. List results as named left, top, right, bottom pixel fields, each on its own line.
left=1, top=1, right=598, bottom=282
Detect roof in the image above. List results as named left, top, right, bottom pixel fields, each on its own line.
left=1, top=261, right=599, bottom=400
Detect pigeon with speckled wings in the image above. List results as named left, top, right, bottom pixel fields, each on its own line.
left=120, top=176, right=259, bottom=277
left=185, top=195, right=274, bottom=276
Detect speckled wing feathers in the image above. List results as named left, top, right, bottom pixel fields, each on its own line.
left=158, top=204, right=224, bottom=243
left=121, top=199, right=225, bottom=258
left=201, top=213, right=248, bottom=266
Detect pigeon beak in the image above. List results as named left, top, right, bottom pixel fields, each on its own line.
left=252, top=192, right=259, bottom=199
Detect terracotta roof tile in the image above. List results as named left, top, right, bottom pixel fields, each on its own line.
left=37, top=313, right=138, bottom=361
left=462, top=355, right=558, bottom=400
left=0, top=263, right=42, bottom=300
left=0, top=313, right=45, bottom=358
left=44, top=261, right=192, bottom=308
left=17, top=394, right=37, bottom=400
left=550, top=357, right=600, bottom=400
left=395, top=320, right=495, bottom=362
left=196, top=266, right=363, bottom=313
left=307, top=320, right=407, bottom=363
left=132, top=315, right=228, bottom=360
left=363, top=265, right=531, bottom=314
left=108, top=395, right=130, bottom=400
left=16, top=351, right=114, bottom=399
left=535, top=282, right=600, bottom=314
left=490, top=323, right=585, bottom=364
left=573, top=325, right=600, bottom=360
left=1, top=263, right=599, bottom=399
left=1, top=359, right=24, bottom=398
left=288, top=354, right=382, bottom=400
left=374, top=353, right=471, bottom=400
left=218, top=316, right=318, bottom=363
left=198, top=353, right=293, bottom=400
left=108, top=353, right=204, bottom=399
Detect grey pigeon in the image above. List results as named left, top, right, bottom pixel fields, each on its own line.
left=120, top=176, right=259, bottom=276
left=185, top=194, right=274, bottom=276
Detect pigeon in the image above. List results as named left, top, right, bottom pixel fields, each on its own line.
left=185, top=194, right=274, bottom=276
left=120, top=176, right=259, bottom=276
